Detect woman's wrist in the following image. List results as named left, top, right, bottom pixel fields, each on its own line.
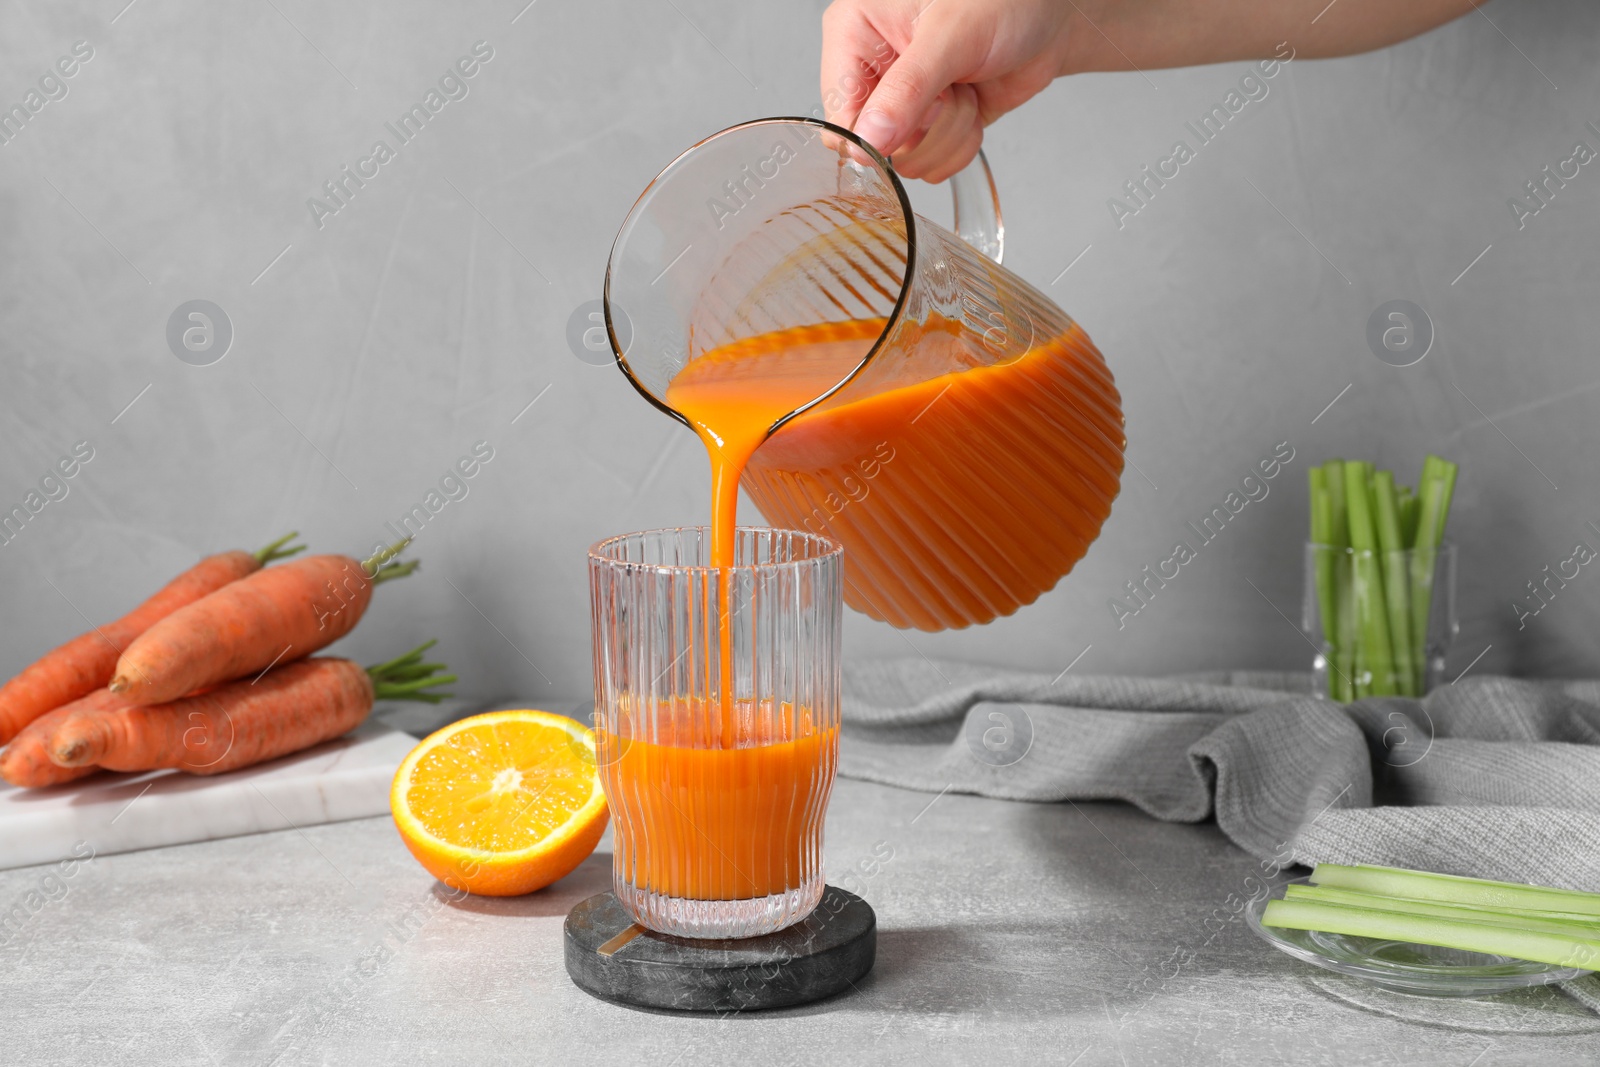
left=1056, top=0, right=1120, bottom=77
left=1057, top=0, right=1261, bottom=76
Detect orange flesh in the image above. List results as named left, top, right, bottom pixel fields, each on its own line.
left=600, top=703, right=836, bottom=901
left=403, top=719, right=600, bottom=852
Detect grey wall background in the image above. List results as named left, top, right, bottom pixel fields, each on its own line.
left=1, top=0, right=1596, bottom=705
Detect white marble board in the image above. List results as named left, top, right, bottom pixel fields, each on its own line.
left=0, top=721, right=417, bottom=871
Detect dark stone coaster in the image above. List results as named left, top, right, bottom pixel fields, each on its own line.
left=564, top=886, right=875, bottom=1013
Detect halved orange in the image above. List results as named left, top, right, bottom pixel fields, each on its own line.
left=390, top=710, right=609, bottom=897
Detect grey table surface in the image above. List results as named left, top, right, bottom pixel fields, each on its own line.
left=3, top=776, right=1597, bottom=1067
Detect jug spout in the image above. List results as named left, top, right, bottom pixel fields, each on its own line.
left=604, top=118, right=1125, bottom=631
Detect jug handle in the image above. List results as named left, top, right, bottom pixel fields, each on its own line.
left=948, top=150, right=1004, bottom=264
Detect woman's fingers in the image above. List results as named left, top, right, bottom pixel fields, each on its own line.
left=891, top=82, right=982, bottom=180
left=847, top=2, right=986, bottom=156
left=819, top=1, right=899, bottom=133
left=887, top=90, right=945, bottom=155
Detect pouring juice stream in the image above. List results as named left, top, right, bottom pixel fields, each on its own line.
left=663, top=322, right=867, bottom=748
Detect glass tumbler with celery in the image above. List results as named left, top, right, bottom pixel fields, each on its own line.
left=1303, top=456, right=1459, bottom=701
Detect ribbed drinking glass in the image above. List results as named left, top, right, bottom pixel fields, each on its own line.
left=588, top=526, right=843, bottom=939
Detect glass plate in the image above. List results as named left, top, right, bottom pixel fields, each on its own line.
left=1246, top=877, right=1593, bottom=996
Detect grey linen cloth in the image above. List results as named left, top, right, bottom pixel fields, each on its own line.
left=839, top=660, right=1600, bottom=1011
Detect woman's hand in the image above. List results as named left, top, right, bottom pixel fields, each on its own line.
left=821, top=0, right=1479, bottom=182
left=821, top=0, right=1077, bottom=182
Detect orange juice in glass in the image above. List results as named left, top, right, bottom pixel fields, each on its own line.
left=588, top=527, right=842, bottom=938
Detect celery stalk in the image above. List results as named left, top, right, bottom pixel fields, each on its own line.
left=1322, top=461, right=1355, bottom=702
left=1343, top=461, right=1394, bottom=696
left=1309, top=470, right=1339, bottom=693
left=1398, top=485, right=1418, bottom=547
left=1323, top=461, right=1348, bottom=549
left=1284, top=884, right=1600, bottom=936
left=1431, top=456, right=1458, bottom=546
left=1262, top=898, right=1600, bottom=970
left=1409, top=457, right=1451, bottom=692
left=1371, top=471, right=1416, bottom=697
left=1309, top=466, right=1325, bottom=537
left=1311, top=863, right=1600, bottom=917
left=1396, top=483, right=1419, bottom=686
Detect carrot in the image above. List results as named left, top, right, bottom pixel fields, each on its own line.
left=108, top=541, right=417, bottom=706
left=0, top=532, right=306, bottom=743
left=51, top=643, right=454, bottom=776
left=0, top=690, right=132, bottom=787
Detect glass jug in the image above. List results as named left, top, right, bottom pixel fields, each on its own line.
left=603, top=117, right=1125, bottom=631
